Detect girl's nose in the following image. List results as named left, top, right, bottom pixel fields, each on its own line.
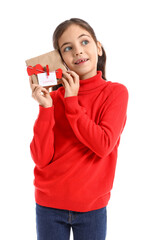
left=74, top=45, right=83, bottom=56
left=75, top=51, right=83, bottom=56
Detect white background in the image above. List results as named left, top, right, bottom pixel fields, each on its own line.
left=0, top=0, right=160, bottom=239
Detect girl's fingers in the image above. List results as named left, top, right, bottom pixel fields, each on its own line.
left=61, top=70, right=80, bottom=98
left=61, top=77, right=70, bottom=88
left=41, top=87, right=49, bottom=95
left=29, top=77, right=52, bottom=107
left=34, top=86, right=49, bottom=95
left=66, top=70, right=79, bottom=84
left=62, top=71, right=74, bottom=85
left=29, top=76, right=49, bottom=94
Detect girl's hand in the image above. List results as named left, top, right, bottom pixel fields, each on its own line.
left=29, top=76, right=53, bottom=108
left=62, top=70, right=80, bottom=98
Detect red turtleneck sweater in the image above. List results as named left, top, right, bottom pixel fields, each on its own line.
left=30, top=71, right=128, bottom=212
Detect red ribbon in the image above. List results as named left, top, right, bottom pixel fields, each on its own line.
left=55, top=68, right=62, bottom=79
left=27, top=64, right=45, bottom=76
left=46, top=65, right=49, bottom=76
left=27, top=64, right=62, bottom=79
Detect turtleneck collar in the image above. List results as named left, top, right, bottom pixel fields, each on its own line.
left=79, top=71, right=106, bottom=92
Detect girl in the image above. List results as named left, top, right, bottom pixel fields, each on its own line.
left=29, top=18, right=128, bottom=240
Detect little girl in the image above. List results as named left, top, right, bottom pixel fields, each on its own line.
left=29, top=18, right=128, bottom=240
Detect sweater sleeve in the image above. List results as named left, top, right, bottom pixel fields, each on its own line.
left=64, top=85, right=129, bottom=158
left=30, top=92, right=56, bottom=168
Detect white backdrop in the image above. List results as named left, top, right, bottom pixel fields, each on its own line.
left=0, top=0, right=160, bottom=239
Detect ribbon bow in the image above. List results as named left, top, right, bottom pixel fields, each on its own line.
left=27, top=64, right=62, bottom=79
left=27, top=64, right=48, bottom=76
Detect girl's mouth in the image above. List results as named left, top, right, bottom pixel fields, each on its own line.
left=75, top=58, right=89, bottom=65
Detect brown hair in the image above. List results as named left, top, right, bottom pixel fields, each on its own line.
left=53, top=18, right=107, bottom=78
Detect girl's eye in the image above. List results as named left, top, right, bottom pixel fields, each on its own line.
left=64, top=46, right=72, bottom=52
left=82, top=40, right=89, bottom=45
left=63, top=40, right=89, bottom=52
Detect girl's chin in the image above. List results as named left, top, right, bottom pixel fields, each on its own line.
left=72, top=67, right=90, bottom=75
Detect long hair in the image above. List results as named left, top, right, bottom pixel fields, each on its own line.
left=52, top=18, right=107, bottom=90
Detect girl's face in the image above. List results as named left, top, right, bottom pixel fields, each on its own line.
left=58, top=24, right=102, bottom=80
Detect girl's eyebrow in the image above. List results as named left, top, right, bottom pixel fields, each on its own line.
left=60, top=34, right=91, bottom=49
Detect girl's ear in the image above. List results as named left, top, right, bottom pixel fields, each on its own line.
left=97, top=41, right=103, bottom=56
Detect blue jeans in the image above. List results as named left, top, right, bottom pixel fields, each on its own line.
left=36, top=203, right=107, bottom=240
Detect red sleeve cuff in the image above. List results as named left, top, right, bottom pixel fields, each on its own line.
left=64, top=96, right=80, bottom=114
left=38, top=105, right=54, bottom=121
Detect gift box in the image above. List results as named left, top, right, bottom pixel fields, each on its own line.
left=25, top=50, right=67, bottom=87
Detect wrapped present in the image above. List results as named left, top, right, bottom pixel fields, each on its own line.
left=25, top=50, right=67, bottom=87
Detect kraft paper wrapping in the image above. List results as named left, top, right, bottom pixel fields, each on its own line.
left=25, top=50, right=67, bottom=85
